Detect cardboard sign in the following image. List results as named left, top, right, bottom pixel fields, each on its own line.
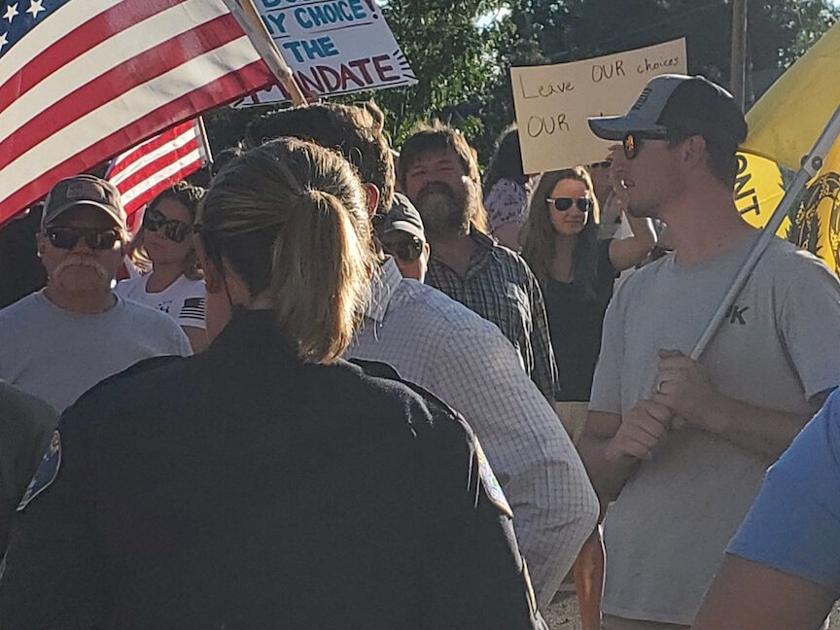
left=511, top=39, right=687, bottom=173
left=240, top=0, right=416, bottom=105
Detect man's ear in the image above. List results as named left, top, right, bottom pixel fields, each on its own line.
left=681, top=135, right=707, bottom=170
left=363, top=183, right=380, bottom=219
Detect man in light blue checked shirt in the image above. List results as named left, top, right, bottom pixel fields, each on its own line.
left=349, top=195, right=599, bottom=608
left=248, top=101, right=598, bottom=608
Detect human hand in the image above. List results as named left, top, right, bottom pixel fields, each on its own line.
left=651, top=349, right=725, bottom=433
left=605, top=399, right=672, bottom=462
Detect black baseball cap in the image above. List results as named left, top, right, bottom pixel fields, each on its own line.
left=41, top=174, right=127, bottom=230
left=382, top=193, right=425, bottom=242
left=588, top=74, right=747, bottom=149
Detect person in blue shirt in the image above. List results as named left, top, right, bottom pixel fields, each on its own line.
left=694, top=389, right=840, bottom=630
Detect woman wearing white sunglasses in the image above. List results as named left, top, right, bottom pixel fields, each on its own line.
left=521, top=167, right=656, bottom=403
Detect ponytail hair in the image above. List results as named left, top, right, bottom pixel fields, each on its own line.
left=197, top=138, right=373, bottom=364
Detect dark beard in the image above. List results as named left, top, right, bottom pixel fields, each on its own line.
left=414, top=182, right=473, bottom=236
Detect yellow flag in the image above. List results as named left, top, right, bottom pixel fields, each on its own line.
left=742, top=21, right=840, bottom=170
left=733, top=152, right=786, bottom=236
left=786, top=138, right=840, bottom=275
left=734, top=145, right=840, bottom=273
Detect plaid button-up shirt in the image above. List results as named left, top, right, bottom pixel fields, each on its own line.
left=426, top=231, right=559, bottom=402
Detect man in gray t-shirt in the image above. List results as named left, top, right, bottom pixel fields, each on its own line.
left=580, top=75, right=840, bottom=629
left=0, top=175, right=191, bottom=412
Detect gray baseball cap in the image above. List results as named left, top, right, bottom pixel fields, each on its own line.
left=382, top=193, right=425, bottom=242
left=588, top=74, right=747, bottom=148
left=41, top=174, right=127, bottom=230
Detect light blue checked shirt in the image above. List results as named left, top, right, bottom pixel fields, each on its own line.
left=347, top=258, right=598, bottom=607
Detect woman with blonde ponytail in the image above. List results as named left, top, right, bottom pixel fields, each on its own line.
left=0, top=137, right=547, bottom=630
left=196, top=141, right=373, bottom=363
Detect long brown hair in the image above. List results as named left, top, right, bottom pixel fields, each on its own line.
left=521, top=167, right=601, bottom=298
left=197, top=138, right=373, bottom=364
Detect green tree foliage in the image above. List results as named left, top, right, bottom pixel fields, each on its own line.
left=376, top=0, right=505, bottom=143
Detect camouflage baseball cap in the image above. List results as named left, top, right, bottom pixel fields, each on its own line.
left=41, top=174, right=126, bottom=230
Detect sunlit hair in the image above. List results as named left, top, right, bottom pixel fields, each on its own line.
left=521, top=167, right=601, bottom=298
left=197, top=138, right=373, bottom=364
left=245, top=100, right=394, bottom=215
left=398, top=121, right=489, bottom=233
left=128, top=181, right=205, bottom=280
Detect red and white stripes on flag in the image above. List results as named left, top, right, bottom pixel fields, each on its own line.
left=107, top=119, right=210, bottom=221
left=0, top=0, right=274, bottom=226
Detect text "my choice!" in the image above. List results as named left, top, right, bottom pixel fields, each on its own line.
left=259, top=0, right=369, bottom=36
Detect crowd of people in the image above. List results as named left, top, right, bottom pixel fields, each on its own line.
left=0, top=72, right=839, bottom=630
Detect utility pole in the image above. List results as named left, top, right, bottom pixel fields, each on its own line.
left=730, top=0, right=748, bottom=110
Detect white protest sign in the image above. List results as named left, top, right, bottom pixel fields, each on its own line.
left=511, top=39, right=687, bottom=173
left=240, top=0, right=416, bottom=105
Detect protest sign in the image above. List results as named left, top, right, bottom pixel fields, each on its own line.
left=239, top=0, right=416, bottom=105
left=511, top=39, right=686, bottom=174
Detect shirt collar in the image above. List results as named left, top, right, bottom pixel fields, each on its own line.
left=429, top=230, right=497, bottom=279
left=365, top=257, right=403, bottom=324
left=470, top=229, right=498, bottom=251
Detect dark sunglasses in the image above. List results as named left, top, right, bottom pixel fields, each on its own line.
left=46, top=226, right=121, bottom=250
left=382, top=234, right=424, bottom=262
left=546, top=197, right=594, bottom=213
left=143, top=207, right=193, bottom=243
left=622, top=130, right=671, bottom=160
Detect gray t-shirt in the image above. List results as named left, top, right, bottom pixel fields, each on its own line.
left=0, top=290, right=192, bottom=411
left=590, top=234, right=840, bottom=625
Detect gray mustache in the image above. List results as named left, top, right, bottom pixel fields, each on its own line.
left=53, top=255, right=109, bottom=281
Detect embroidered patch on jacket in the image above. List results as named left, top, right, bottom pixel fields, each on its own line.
left=17, top=430, right=62, bottom=511
left=475, top=439, right=513, bottom=518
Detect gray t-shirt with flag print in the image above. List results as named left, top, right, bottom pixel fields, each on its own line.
left=589, top=234, right=840, bottom=626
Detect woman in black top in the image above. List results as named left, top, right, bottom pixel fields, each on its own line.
left=522, top=167, right=655, bottom=402
left=1, top=138, right=545, bottom=630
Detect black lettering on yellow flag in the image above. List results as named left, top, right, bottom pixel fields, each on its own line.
left=734, top=152, right=786, bottom=236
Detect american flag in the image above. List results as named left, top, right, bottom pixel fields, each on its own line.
left=107, top=118, right=210, bottom=221
left=0, top=0, right=275, bottom=226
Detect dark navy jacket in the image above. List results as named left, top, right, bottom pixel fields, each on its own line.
left=0, top=310, right=546, bottom=629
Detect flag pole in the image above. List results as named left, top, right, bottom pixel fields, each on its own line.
left=195, top=116, right=214, bottom=167
left=221, top=0, right=307, bottom=106
left=690, top=103, right=840, bottom=360
left=729, top=0, right=748, bottom=110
